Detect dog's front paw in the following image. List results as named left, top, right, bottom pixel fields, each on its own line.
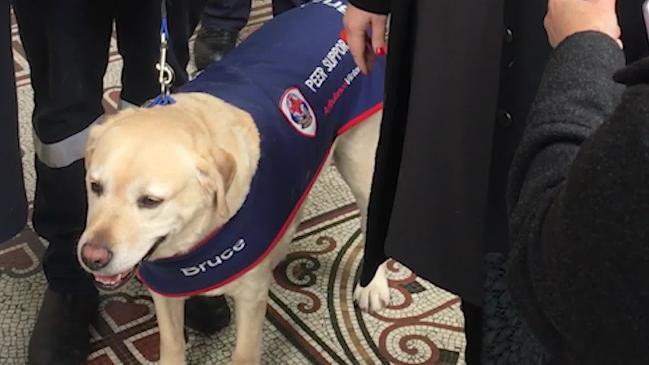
left=354, top=264, right=390, bottom=313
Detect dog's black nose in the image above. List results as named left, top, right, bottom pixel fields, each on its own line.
left=81, top=243, right=113, bottom=270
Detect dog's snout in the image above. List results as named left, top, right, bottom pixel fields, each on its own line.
left=81, top=243, right=113, bottom=270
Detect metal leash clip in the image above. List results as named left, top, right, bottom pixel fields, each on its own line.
left=156, top=25, right=174, bottom=98
left=148, top=0, right=176, bottom=107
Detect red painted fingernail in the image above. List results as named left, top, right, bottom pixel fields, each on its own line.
left=340, top=29, right=347, bottom=43
left=375, top=47, right=386, bottom=56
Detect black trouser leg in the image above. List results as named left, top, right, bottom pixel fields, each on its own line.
left=115, top=0, right=160, bottom=106
left=166, top=0, right=207, bottom=86
left=201, top=0, right=251, bottom=33
left=462, top=300, right=484, bottom=365
left=116, top=0, right=205, bottom=105
left=14, top=0, right=113, bottom=293
left=0, top=0, right=27, bottom=243
left=272, top=0, right=305, bottom=16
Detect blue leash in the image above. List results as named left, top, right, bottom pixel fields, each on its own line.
left=148, top=0, right=176, bottom=107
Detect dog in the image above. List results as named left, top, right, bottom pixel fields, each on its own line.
left=77, top=1, right=390, bottom=364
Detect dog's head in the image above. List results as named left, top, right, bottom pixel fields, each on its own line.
left=77, top=105, right=236, bottom=290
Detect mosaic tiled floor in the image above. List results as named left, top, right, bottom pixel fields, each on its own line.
left=2, top=2, right=467, bottom=364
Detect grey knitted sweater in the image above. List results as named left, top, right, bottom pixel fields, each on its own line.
left=507, top=31, right=649, bottom=364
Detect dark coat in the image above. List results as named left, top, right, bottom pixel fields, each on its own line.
left=0, top=0, right=27, bottom=243
left=351, top=0, right=648, bottom=306
left=508, top=31, right=649, bottom=364
left=352, top=0, right=552, bottom=305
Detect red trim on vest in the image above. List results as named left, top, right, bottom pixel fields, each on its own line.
left=337, top=102, right=382, bottom=135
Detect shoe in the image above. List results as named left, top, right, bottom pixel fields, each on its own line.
left=184, top=295, right=231, bottom=335
left=193, top=28, right=239, bottom=71
left=28, top=288, right=99, bottom=365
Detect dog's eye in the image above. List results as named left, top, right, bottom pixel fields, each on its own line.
left=137, top=196, right=163, bottom=209
left=90, top=181, right=104, bottom=196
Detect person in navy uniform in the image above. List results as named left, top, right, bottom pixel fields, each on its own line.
left=8, top=1, right=229, bottom=364
left=0, top=1, right=27, bottom=247
left=193, top=0, right=307, bottom=70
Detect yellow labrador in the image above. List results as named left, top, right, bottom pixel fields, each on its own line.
left=77, top=93, right=389, bottom=364
left=77, top=1, right=390, bottom=363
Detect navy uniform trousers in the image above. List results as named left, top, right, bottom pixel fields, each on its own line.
left=0, top=0, right=27, bottom=244
left=201, top=0, right=305, bottom=32
left=11, top=0, right=205, bottom=293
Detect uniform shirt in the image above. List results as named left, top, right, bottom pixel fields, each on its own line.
left=137, top=0, right=384, bottom=297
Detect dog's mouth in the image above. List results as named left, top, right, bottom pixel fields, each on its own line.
left=94, top=268, right=135, bottom=290
left=92, top=235, right=168, bottom=291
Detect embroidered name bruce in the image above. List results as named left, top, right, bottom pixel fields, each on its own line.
left=179, top=239, right=247, bottom=277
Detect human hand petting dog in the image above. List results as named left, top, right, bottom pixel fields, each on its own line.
left=343, top=3, right=388, bottom=74
left=545, top=0, right=622, bottom=48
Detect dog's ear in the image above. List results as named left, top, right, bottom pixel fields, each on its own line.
left=85, top=111, right=133, bottom=169
left=85, top=123, right=107, bottom=170
left=196, top=147, right=237, bottom=218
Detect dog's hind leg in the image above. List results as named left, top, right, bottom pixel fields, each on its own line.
left=151, top=293, right=187, bottom=365
left=334, top=113, right=380, bottom=235
left=334, top=112, right=390, bottom=313
left=231, top=276, right=271, bottom=365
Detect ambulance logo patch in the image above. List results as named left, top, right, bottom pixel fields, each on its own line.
left=280, top=87, right=317, bottom=137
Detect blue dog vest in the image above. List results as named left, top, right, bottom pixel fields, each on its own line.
left=137, top=0, right=384, bottom=297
